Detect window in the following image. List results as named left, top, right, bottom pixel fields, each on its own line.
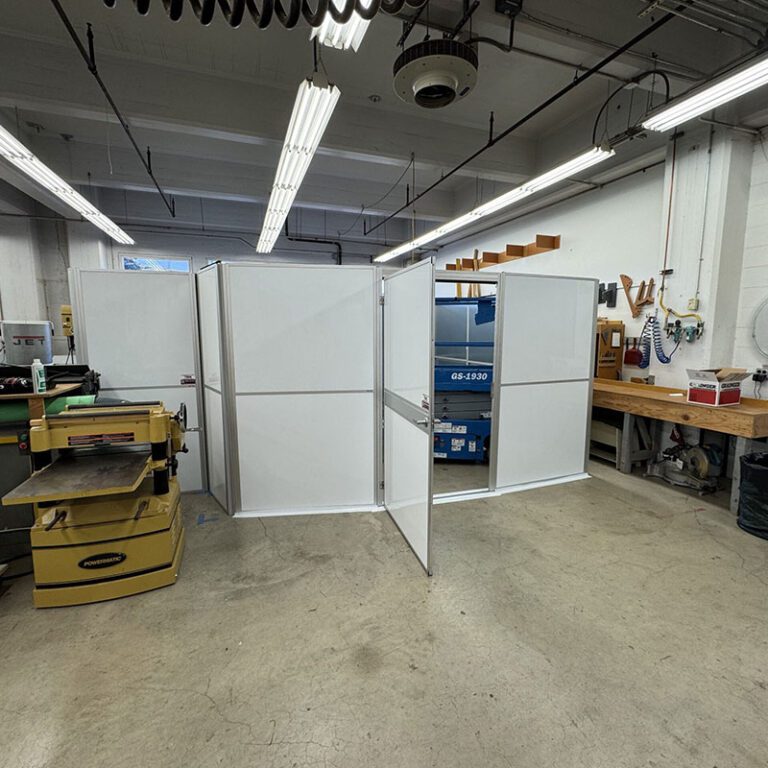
left=122, top=256, right=190, bottom=273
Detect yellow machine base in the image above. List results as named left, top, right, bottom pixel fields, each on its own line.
left=30, top=478, right=184, bottom=608
left=32, top=527, right=184, bottom=608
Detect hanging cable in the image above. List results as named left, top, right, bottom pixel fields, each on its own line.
left=103, top=0, right=428, bottom=30
left=337, top=155, right=414, bottom=237
left=591, top=69, right=672, bottom=145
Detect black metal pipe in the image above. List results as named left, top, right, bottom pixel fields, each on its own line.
left=48, top=0, right=176, bottom=218
left=397, top=1, right=427, bottom=47
left=284, top=222, right=342, bottom=264
left=365, top=8, right=681, bottom=236
left=446, top=0, right=480, bottom=40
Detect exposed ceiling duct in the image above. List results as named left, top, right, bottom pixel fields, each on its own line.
left=102, top=0, right=428, bottom=31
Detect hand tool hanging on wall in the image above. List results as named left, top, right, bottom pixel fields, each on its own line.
left=620, top=274, right=639, bottom=318
left=620, top=274, right=655, bottom=319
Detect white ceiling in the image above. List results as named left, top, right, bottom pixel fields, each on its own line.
left=0, top=0, right=757, bottom=252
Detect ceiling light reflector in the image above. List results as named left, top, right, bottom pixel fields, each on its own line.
left=310, top=0, right=371, bottom=51
left=0, top=124, right=134, bottom=245
left=374, top=147, right=613, bottom=263
left=257, top=77, right=341, bottom=254
left=642, top=54, right=768, bottom=132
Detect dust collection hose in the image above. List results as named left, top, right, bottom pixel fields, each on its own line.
left=102, top=0, right=428, bottom=29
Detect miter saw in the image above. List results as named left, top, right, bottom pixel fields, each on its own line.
left=646, top=426, right=722, bottom=494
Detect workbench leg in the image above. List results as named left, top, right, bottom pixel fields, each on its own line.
left=619, top=413, right=634, bottom=474
left=731, top=436, right=749, bottom=515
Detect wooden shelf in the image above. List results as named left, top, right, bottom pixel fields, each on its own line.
left=0, top=383, right=81, bottom=419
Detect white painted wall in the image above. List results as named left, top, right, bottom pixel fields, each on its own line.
left=437, top=130, right=758, bottom=389
left=0, top=182, right=46, bottom=327
left=735, top=141, right=768, bottom=374
left=437, top=164, right=675, bottom=379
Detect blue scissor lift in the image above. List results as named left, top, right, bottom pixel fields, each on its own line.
left=434, top=296, right=495, bottom=462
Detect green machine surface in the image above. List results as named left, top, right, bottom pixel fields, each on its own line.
left=0, top=395, right=95, bottom=424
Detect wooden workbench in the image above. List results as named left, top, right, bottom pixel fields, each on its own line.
left=593, top=380, right=768, bottom=439
left=0, top=383, right=81, bottom=420
left=592, top=379, right=768, bottom=512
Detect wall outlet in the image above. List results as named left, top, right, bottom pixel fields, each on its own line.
left=753, top=368, right=768, bottom=383
left=687, top=297, right=700, bottom=311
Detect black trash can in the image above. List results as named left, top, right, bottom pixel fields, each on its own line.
left=737, top=453, right=768, bottom=540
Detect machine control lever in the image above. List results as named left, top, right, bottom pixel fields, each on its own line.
left=45, top=510, right=67, bottom=531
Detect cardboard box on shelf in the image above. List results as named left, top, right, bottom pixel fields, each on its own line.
left=687, top=368, right=751, bottom=407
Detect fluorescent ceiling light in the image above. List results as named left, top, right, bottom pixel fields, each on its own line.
left=374, top=147, right=614, bottom=263
left=310, top=0, right=371, bottom=52
left=643, top=54, right=768, bottom=132
left=257, top=77, right=341, bottom=254
left=0, top=124, right=134, bottom=245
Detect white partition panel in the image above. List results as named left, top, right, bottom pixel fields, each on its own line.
left=384, top=407, right=431, bottom=565
left=197, top=266, right=227, bottom=508
left=70, top=269, right=205, bottom=492
left=197, top=266, right=222, bottom=391
left=492, top=274, right=597, bottom=493
left=499, top=276, right=596, bottom=384
left=74, top=271, right=198, bottom=389
left=204, top=389, right=226, bottom=507
left=385, top=261, right=434, bottom=409
left=495, top=381, right=591, bottom=487
left=223, top=263, right=379, bottom=516
left=229, top=265, right=375, bottom=393
left=383, top=260, right=434, bottom=573
left=238, top=393, right=375, bottom=514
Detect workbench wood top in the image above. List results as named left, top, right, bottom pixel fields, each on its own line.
left=0, top=382, right=81, bottom=401
left=1, top=451, right=151, bottom=506
left=593, top=380, right=768, bottom=439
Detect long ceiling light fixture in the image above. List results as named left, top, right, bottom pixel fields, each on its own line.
left=374, top=146, right=614, bottom=263
left=311, top=0, right=372, bottom=52
left=643, top=54, right=768, bottom=132
left=0, top=124, right=135, bottom=245
left=256, top=76, right=341, bottom=253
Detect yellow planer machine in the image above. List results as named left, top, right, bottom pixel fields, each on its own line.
left=2, top=402, right=187, bottom=608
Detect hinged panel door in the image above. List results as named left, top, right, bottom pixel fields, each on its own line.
left=383, top=259, right=435, bottom=573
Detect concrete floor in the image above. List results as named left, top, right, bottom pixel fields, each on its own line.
left=433, top=460, right=489, bottom=494
left=2, top=462, right=767, bottom=768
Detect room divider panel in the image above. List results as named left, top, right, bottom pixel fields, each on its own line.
left=491, top=273, right=598, bottom=492
left=197, top=263, right=596, bottom=572
left=200, top=262, right=381, bottom=517
left=196, top=266, right=227, bottom=508
left=70, top=269, right=206, bottom=492
left=383, top=260, right=435, bottom=574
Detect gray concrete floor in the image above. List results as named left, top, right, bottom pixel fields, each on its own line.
left=2, top=462, right=767, bottom=768
left=433, top=459, right=489, bottom=494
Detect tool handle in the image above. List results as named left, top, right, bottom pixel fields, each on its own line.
left=44, top=510, right=67, bottom=531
